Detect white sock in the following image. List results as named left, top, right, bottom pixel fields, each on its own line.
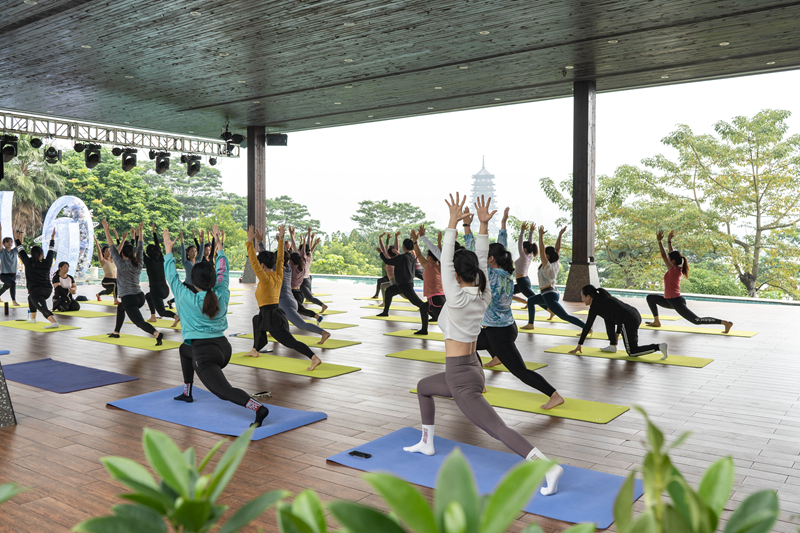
left=43, top=322, right=60, bottom=329
left=404, top=425, right=435, bottom=455
left=526, top=447, right=563, bottom=496
left=600, top=345, right=617, bottom=353
left=659, top=343, right=669, bottom=360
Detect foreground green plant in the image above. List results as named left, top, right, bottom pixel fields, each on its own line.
left=613, top=407, right=779, bottom=533
left=73, top=426, right=287, bottom=533
left=276, top=449, right=595, bottom=533
left=0, top=483, right=27, bottom=505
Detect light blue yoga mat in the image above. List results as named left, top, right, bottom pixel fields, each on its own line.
left=327, top=427, right=643, bottom=529
left=109, top=386, right=327, bottom=441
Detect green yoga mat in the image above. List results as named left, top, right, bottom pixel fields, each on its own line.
left=386, top=328, right=607, bottom=341
left=387, top=349, right=546, bottom=372
left=235, top=334, right=361, bottom=349
left=1, top=302, right=27, bottom=309
left=319, top=309, right=345, bottom=316
left=227, top=301, right=243, bottom=306
left=127, top=319, right=181, bottom=329
left=362, top=315, right=435, bottom=324
left=304, top=320, right=357, bottom=330
left=312, top=293, right=332, bottom=297
left=544, top=345, right=712, bottom=368
left=79, top=334, right=181, bottom=351
left=83, top=300, right=120, bottom=307
left=361, top=304, right=564, bottom=322
left=229, top=352, right=360, bottom=378
left=53, top=310, right=116, bottom=318
left=410, top=385, right=629, bottom=424
left=640, top=324, right=756, bottom=337
left=0, top=320, right=80, bottom=333
left=300, top=300, right=332, bottom=305
left=574, top=310, right=680, bottom=321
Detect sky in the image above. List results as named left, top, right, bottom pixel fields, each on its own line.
left=211, top=69, right=800, bottom=236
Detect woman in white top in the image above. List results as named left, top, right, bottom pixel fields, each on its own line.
left=403, top=193, right=563, bottom=496
left=520, top=225, right=586, bottom=331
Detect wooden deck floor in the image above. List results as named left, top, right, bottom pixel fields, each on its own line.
left=0, top=279, right=799, bottom=532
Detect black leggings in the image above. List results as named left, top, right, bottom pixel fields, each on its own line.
left=646, top=295, right=723, bottom=325
left=179, top=338, right=252, bottom=407
left=300, top=278, right=324, bottom=307
left=28, top=287, right=53, bottom=318
left=373, top=275, right=389, bottom=297
left=146, top=285, right=176, bottom=318
left=115, top=293, right=158, bottom=335
left=616, top=320, right=660, bottom=357
left=252, top=304, right=315, bottom=358
left=382, top=282, right=425, bottom=314
left=291, top=289, right=319, bottom=318
left=53, top=287, right=80, bottom=312
left=0, top=273, right=17, bottom=300
left=477, top=324, right=556, bottom=397
left=418, top=295, right=446, bottom=331
left=97, top=277, right=117, bottom=299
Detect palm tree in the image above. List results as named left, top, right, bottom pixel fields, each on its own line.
left=0, top=135, right=67, bottom=234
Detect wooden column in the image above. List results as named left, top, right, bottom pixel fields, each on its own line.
left=242, top=126, right=266, bottom=284
left=564, top=80, right=600, bottom=301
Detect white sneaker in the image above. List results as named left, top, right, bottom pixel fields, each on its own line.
left=659, top=343, right=669, bottom=360
left=600, top=345, right=618, bottom=353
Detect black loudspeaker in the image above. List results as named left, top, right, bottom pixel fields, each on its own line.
left=266, top=133, right=288, bottom=146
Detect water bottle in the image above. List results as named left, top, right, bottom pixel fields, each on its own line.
left=27, top=310, right=31, bottom=322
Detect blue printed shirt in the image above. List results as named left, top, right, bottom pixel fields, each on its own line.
left=465, top=230, right=515, bottom=327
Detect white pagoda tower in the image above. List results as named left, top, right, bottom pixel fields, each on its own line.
left=470, top=157, right=499, bottom=234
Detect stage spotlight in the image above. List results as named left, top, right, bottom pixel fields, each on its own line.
left=209, top=157, right=217, bottom=166
left=186, top=155, right=201, bottom=177
left=85, top=144, right=101, bottom=169
left=220, top=126, right=233, bottom=141
left=180, top=154, right=188, bottom=164
left=74, top=143, right=86, bottom=153
left=43, top=146, right=62, bottom=164
left=111, top=147, right=123, bottom=157
left=121, top=148, right=137, bottom=172
left=155, top=152, right=170, bottom=174
left=231, top=134, right=244, bottom=144
left=1, top=135, right=19, bottom=163
left=148, top=149, right=157, bottom=160
left=30, top=138, right=43, bottom=149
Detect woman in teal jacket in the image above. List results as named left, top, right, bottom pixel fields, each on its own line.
left=163, top=226, right=270, bottom=428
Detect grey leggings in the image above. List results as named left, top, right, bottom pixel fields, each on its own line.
left=280, top=299, right=324, bottom=335
left=380, top=278, right=395, bottom=301
left=416, top=353, right=534, bottom=458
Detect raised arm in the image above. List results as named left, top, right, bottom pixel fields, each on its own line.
left=410, top=229, right=427, bottom=269
left=442, top=192, right=471, bottom=305
left=288, top=227, right=298, bottom=253
left=310, top=236, right=320, bottom=253
left=501, top=207, right=509, bottom=231
left=554, top=226, right=567, bottom=253
left=538, top=226, right=549, bottom=267
left=393, top=231, right=399, bottom=251
left=518, top=222, right=528, bottom=257
left=474, top=195, right=495, bottom=279
left=667, top=230, right=675, bottom=253
left=656, top=230, right=671, bottom=269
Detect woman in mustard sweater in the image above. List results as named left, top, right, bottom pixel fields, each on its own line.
left=243, top=225, right=322, bottom=371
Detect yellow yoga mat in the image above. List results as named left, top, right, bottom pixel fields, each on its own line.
left=304, top=320, right=357, bottom=330
left=300, top=300, right=332, bottom=305
left=640, top=324, right=756, bottom=337
left=79, top=334, right=181, bottom=351
left=127, top=319, right=181, bottom=329
left=53, top=310, right=116, bottom=318
left=0, top=320, right=80, bottom=333
left=386, top=328, right=607, bottom=341
left=227, top=301, right=243, bottom=306
left=410, top=386, right=629, bottom=424
left=83, top=300, right=121, bottom=307
left=362, top=315, right=434, bottom=324
left=312, top=293, right=332, bottom=297
left=354, top=297, right=382, bottom=301
left=385, top=329, right=444, bottom=341
left=229, top=288, right=249, bottom=291
left=1, top=302, right=27, bottom=309
left=229, top=352, right=360, bottom=378
left=361, top=304, right=561, bottom=321
left=574, top=310, right=680, bottom=321
left=235, top=334, right=360, bottom=349
left=387, top=349, right=546, bottom=372
left=544, top=345, right=712, bottom=368
left=320, top=309, right=346, bottom=316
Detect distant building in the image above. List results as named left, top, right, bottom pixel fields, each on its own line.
left=470, top=157, right=500, bottom=234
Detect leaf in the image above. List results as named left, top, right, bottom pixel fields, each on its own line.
left=184, top=447, right=197, bottom=468
left=110, top=504, right=168, bottom=533
left=626, top=510, right=659, bottom=533
left=73, top=516, right=156, bottom=533
left=723, top=490, right=778, bottom=533
left=102, top=457, right=159, bottom=489
left=172, top=498, right=212, bottom=532
left=662, top=505, right=692, bottom=533
left=434, top=449, right=480, bottom=533
left=443, top=501, right=468, bottom=533
left=290, top=490, right=327, bottom=533
left=697, top=457, right=734, bottom=516
left=363, top=473, right=436, bottom=533
left=218, top=490, right=289, bottom=533
left=521, top=525, right=545, bottom=533
left=142, top=428, right=191, bottom=497
left=277, top=504, right=317, bottom=533
left=0, top=483, right=28, bottom=505
left=613, top=473, right=634, bottom=533
left=327, top=501, right=407, bottom=533
left=667, top=431, right=692, bottom=451
left=479, top=459, right=552, bottom=533
left=198, top=440, right=225, bottom=473
left=118, top=493, right=170, bottom=516
left=206, top=428, right=254, bottom=502
left=666, top=476, right=713, bottom=533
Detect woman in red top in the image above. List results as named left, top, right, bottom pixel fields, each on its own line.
left=409, top=225, right=445, bottom=336
left=646, top=230, right=733, bottom=333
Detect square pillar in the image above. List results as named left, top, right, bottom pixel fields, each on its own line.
left=564, top=80, right=599, bottom=301
left=242, top=126, right=266, bottom=284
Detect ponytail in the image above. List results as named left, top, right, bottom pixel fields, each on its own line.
left=488, top=243, right=514, bottom=274
left=475, top=269, right=487, bottom=293
left=202, top=291, right=220, bottom=319
left=121, top=243, right=139, bottom=268
left=453, top=249, right=487, bottom=293
left=667, top=250, right=689, bottom=278
left=191, top=261, right=221, bottom=318
left=30, top=245, right=43, bottom=264
left=582, top=284, right=611, bottom=300
left=523, top=242, right=538, bottom=256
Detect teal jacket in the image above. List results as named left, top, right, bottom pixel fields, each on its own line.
left=164, top=250, right=229, bottom=344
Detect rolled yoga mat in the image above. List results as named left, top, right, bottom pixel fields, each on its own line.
left=235, top=333, right=361, bottom=349
left=386, top=328, right=607, bottom=341
left=109, top=386, right=327, bottom=440
left=79, top=333, right=182, bottom=351
left=639, top=324, right=757, bottom=337
left=0, top=321, right=80, bottom=333
left=411, top=385, right=628, bottom=423
left=229, top=352, right=360, bottom=378
left=53, top=310, right=116, bottom=318
left=3, top=358, right=137, bottom=393
left=545, top=345, right=713, bottom=368
left=327, top=427, right=643, bottom=529
left=386, top=349, right=546, bottom=372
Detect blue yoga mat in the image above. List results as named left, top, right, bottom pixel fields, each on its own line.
left=327, top=427, right=643, bottom=529
left=109, top=386, right=327, bottom=441
left=3, top=358, right=137, bottom=393
left=0, top=350, right=9, bottom=355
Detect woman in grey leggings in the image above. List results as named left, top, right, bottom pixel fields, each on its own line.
left=279, top=241, right=331, bottom=344
left=403, top=193, right=563, bottom=496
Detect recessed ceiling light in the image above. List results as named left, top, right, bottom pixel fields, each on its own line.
left=479, top=31, right=490, bottom=35
left=125, top=75, right=134, bottom=79
left=565, top=65, right=574, bottom=69
left=345, top=85, right=353, bottom=88
left=344, top=22, right=355, bottom=26
left=434, top=86, right=442, bottom=89
left=608, top=39, right=619, bottom=44
left=253, top=101, right=260, bottom=103
left=344, top=58, right=353, bottom=62
left=23, top=0, right=37, bottom=4
left=81, top=45, right=92, bottom=49
left=178, top=113, right=184, bottom=115
left=51, top=91, right=59, bottom=94
left=334, top=102, right=341, bottom=105
left=237, top=80, right=246, bottom=83
left=315, top=122, right=321, bottom=125
left=190, top=11, right=201, bottom=15
left=494, top=98, right=501, bottom=101
left=661, top=75, right=669, bottom=79
left=124, top=122, right=130, bottom=124
left=459, top=66, right=469, bottom=70
left=427, top=107, right=434, bottom=110
left=219, top=52, right=229, bottom=56
left=368, top=115, right=373, bottom=118
left=766, top=61, right=776, bottom=65
left=189, top=131, right=194, bottom=133
left=719, top=42, right=730, bottom=46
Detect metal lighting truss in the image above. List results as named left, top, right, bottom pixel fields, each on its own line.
left=0, top=110, right=239, bottom=158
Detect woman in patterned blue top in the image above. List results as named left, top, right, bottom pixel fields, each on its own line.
left=472, top=208, right=564, bottom=410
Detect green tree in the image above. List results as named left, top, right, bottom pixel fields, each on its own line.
left=141, top=161, right=226, bottom=222
left=350, top=200, right=429, bottom=234
left=0, top=135, right=67, bottom=234
left=196, top=204, right=248, bottom=270
left=264, top=195, right=321, bottom=247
